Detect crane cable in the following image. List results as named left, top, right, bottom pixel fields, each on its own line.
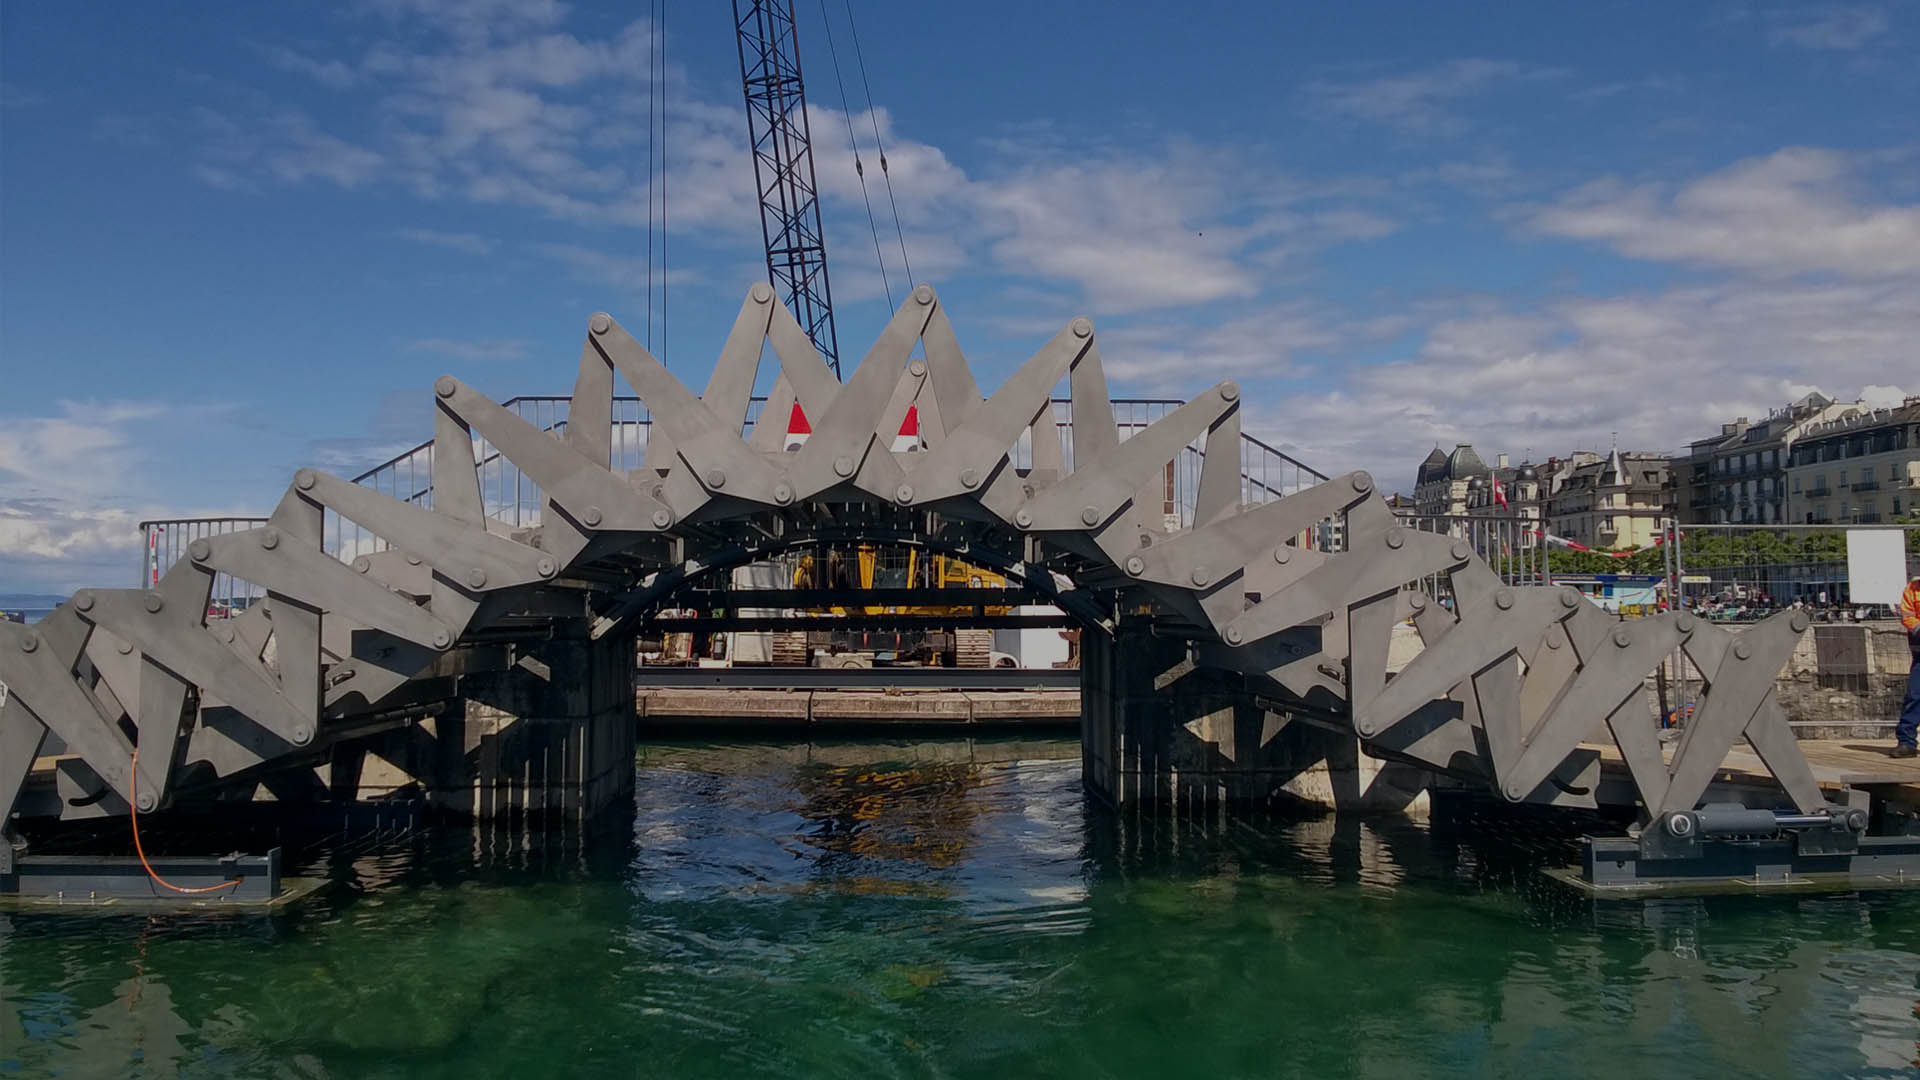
left=130, top=749, right=241, bottom=895
left=816, top=0, right=895, bottom=310
left=842, top=0, right=914, bottom=289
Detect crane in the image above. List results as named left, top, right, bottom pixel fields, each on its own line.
left=732, top=0, right=840, bottom=376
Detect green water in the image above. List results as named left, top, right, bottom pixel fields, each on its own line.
left=4, top=737, right=1917, bottom=1078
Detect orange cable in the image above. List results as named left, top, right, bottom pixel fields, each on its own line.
left=130, top=750, right=241, bottom=894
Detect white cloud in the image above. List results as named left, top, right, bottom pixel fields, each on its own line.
left=1243, top=279, right=1919, bottom=488
left=1302, top=60, right=1566, bottom=136
left=264, top=45, right=358, bottom=89
left=408, top=337, right=528, bottom=360
left=1768, top=5, right=1891, bottom=49
left=1527, top=147, right=1920, bottom=278
left=397, top=227, right=495, bottom=254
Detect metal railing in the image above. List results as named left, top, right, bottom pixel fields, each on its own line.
left=330, top=394, right=1327, bottom=560
left=1388, top=513, right=1546, bottom=597
left=139, top=395, right=1327, bottom=581
left=135, top=517, right=273, bottom=618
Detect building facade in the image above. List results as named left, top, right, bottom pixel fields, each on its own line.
left=1672, top=393, right=1866, bottom=525
left=1785, top=398, right=1920, bottom=524
left=1546, top=451, right=1672, bottom=550
left=1412, top=444, right=1491, bottom=517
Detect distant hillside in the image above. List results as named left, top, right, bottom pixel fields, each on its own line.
left=0, top=594, right=68, bottom=611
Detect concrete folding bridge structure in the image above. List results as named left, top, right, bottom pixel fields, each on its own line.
left=0, top=284, right=1905, bottom=896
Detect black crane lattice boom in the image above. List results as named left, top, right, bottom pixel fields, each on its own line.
left=734, top=0, right=840, bottom=375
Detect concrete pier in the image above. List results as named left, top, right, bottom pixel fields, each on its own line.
left=1080, top=626, right=1431, bottom=816
left=341, top=621, right=636, bottom=821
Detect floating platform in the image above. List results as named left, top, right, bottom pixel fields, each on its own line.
left=0, top=847, right=326, bottom=912
left=1543, top=864, right=1920, bottom=899
left=637, top=687, right=1080, bottom=731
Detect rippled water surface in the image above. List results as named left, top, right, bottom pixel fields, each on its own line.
left=4, top=736, right=1918, bottom=1078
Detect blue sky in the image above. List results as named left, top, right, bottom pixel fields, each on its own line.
left=3, top=0, right=1917, bottom=591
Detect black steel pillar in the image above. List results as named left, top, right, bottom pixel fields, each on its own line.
left=733, top=0, right=840, bottom=375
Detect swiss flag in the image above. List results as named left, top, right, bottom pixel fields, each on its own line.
left=1492, top=477, right=1508, bottom=509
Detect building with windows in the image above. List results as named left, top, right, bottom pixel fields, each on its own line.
left=1547, top=450, right=1672, bottom=550
left=1785, top=398, right=1920, bottom=524
left=1672, top=393, right=1867, bottom=525
left=1412, top=444, right=1490, bottom=517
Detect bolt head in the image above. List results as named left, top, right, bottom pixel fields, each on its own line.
left=406, top=554, right=422, bottom=566
left=295, top=468, right=318, bottom=491
left=1014, top=509, right=1034, bottom=529
left=1675, top=613, right=1695, bottom=633
left=20, top=631, right=39, bottom=653
left=1385, top=529, right=1405, bottom=549
left=1505, top=781, right=1527, bottom=801
left=833, top=455, right=855, bottom=478
left=704, top=469, right=727, bottom=490
left=582, top=506, right=604, bottom=527
left=353, top=556, right=371, bottom=574
left=1733, top=641, right=1752, bottom=661
left=467, top=568, right=488, bottom=590
left=751, top=283, right=772, bottom=303
left=773, top=484, right=794, bottom=505
left=1081, top=505, right=1102, bottom=527
left=1225, top=626, right=1244, bottom=645
left=1191, top=568, right=1211, bottom=588
left=959, top=468, right=979, bottom=490
left=1273, top=546, right=1290, bottom=565
left=74, top=591, right=95, bottom=612
left=435, top=376, right=457, bottom=399
left=651, top=509, right=673, bottom=529
left=1351, top=471, right=1373, bottom=493
left=259, top=528, right=280, bottom=550
left=1545, top=627, right=1562, bottom=650
left=1409, top=592, right=1426, bottom=609
left=1789, top=611, right=1810, bottom=634
left=589, top=313, right=612, bottom=335
left=144, top=592, right=164, bottom=614
left=914, top=284, right=934, bottom=305
left=908, top=359, right=926, bottom=377
left=223, top=626, right=236, bottom=643
left=1125, top=556, right=1146, bottom=576
left=895, top=484, right=915, bottom=504
left=1450, top=541, right=1472, bottom=562
left=116, top=640, right=133, bottom=655
left=292, top=725, right=312, bottom=746
left=1667, top=812, right=1695, bottom=838
left=189, top=539, right=211, bottom=562
left=432, top=630, right=451, bottom=650
left=537, top=557, right=556, bottom=577
left=1219, top=380, right=1239, bottom=402
left=1560, top=589, right=1580, bottom=609
left=1495, top=589, right=1514, bottom=611
left=1613, top=627, right=1632, bottom=648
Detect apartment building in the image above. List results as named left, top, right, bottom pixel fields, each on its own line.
left=1785, top=398, right=1920, bottom=524
left=1672, top=392, right=1866, bottom=525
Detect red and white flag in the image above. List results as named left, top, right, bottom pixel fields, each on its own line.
left=1492, top=477, right=1508, bottom=509
left=784, top=403, right=811, bottom=451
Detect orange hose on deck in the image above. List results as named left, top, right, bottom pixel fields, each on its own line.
left=130, top=750, right=240, bottom=895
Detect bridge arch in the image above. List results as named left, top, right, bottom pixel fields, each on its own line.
left=0, top=286, right=1836, bottom=845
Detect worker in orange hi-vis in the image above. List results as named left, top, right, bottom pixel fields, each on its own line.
left=1895, top=570, right=1920, bottom=759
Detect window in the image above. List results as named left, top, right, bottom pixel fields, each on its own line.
left=1792, top=476, right=1800, bottom=493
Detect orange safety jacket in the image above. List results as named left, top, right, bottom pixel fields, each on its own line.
left=1903, top=579, right=1920, bottom=635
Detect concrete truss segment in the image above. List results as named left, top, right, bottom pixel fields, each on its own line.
left=0, top=287, right=1835, bottom=830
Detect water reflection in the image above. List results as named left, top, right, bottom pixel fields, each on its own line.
left=2, top=736, right=1916, bottom=1079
